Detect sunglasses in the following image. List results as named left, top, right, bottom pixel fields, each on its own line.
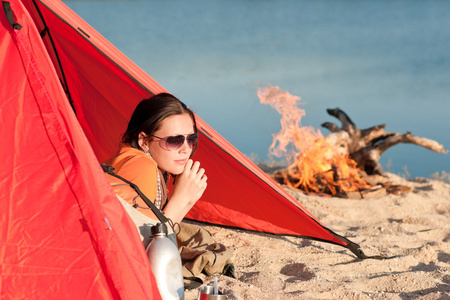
left=151, top=133, right=199, bottom=151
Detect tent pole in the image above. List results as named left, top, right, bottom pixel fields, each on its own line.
left=31, top=0, right=76, bottom=115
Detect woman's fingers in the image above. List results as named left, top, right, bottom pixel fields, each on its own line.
left=184, top=160, right=206, bottom=180
left=175, top=160, right=207, bottom=201
left=189, top=160, right=200, bottom=172
left=184, top=159, right=194, bottom=170
left=197, top=167, right=206, bottom=179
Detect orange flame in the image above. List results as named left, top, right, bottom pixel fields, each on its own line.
left=258, top=85, right=371, bottom=195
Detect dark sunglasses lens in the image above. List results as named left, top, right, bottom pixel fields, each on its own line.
left=165, top=135, right=185, bottom=150
left=187, top=133, right=199, bottom=147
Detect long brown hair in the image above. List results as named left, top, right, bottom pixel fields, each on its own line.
left=122, top=93, right=197, bottom=150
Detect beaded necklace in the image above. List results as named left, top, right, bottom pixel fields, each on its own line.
left=145, top=150, right=162, bottom=209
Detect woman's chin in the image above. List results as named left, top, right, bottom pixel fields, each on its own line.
left=166, top=166, right=184, bottom=176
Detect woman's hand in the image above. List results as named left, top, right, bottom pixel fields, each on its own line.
left=172, top=159, right=207, bottom=205
left=163, top=159, right=207, bottom=223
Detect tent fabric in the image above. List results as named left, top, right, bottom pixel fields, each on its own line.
left=1, top=0, right=364, bottom=297
left=0, top=0, right=161, bottom=299
left=19, top=0, right=166, bottom=161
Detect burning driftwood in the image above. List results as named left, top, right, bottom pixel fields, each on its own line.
left=321, top=108, right=448, bottom=175
left=258, top=86, right=448, bottom=199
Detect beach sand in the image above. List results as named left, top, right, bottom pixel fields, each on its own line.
left=184, top=173, right=450, bottom=299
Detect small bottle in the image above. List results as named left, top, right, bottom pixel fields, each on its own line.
left=146, top=223, right=184, bottom=300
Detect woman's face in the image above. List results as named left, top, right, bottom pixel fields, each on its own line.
left=146, top=113, right=195, bottom=174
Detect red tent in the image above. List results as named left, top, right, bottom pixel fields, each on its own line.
left=1, top=0, right=365, bottom=298
left=1, top=0, right=162, bottom=299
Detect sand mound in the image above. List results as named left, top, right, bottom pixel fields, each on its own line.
left=185, top=174, right=450, bottom=299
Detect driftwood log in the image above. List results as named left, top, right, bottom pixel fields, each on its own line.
left=321, top=108, right=448, bottom=175
left=268, top=107, right=447, bottom=198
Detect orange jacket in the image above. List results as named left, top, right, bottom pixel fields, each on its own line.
left=102, top=143, right=161, bottom=220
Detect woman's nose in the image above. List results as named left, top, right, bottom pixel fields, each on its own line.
left=179, top=138, right=190, bottom=153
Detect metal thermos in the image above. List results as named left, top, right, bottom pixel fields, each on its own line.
left=146, top=223, right=184, bottom=300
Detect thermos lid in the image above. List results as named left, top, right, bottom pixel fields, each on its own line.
left=151, top=222, right=168, bottom=236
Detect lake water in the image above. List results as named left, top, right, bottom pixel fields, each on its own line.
left=65, top=0, right=450, bottom=179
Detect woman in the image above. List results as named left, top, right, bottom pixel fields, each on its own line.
left=104, top=94, right=235, bottom=280
left=103, top=93, right=207, bottom=224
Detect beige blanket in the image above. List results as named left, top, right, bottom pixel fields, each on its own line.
left=117, top=195, right=235, bottom=280
left=177, top=222, right=235, bottom=279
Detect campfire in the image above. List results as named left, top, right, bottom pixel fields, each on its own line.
left=258, top=86, right=373, bottom=197
left=258, top=86, right=448, bottom=199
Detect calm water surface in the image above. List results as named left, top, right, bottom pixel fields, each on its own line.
left=66, top=0, right=450, bottom=178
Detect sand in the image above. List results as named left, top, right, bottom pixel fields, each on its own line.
left=184, top=173, right=450, bottom=299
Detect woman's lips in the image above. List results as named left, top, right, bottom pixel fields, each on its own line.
left=174, top=159, right=188, bottom=165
